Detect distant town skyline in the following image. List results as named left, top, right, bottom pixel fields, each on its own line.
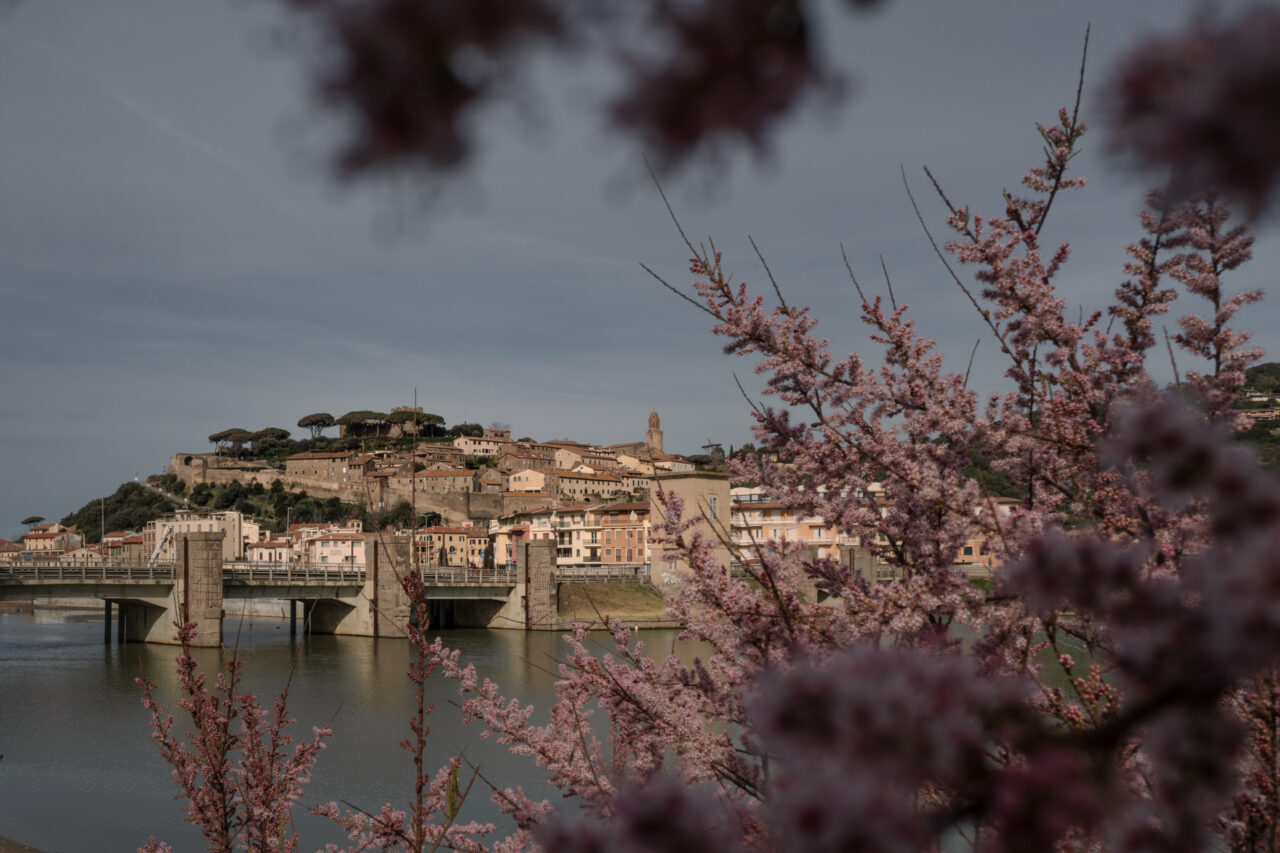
left=4, top=0, right=1279, bottom=532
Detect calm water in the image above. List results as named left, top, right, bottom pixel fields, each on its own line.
left=0, top=607, right=686, bottom=852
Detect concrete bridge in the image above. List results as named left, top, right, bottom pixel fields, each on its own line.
left=0, top=533, right=570, bottom=646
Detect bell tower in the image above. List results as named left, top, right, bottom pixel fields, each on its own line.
left=646, top=411, right=663, bottom=454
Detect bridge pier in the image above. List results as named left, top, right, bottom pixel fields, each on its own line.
left=103, top=601, right=111, bottom=643
left=117, top=532, right=225, bottom=647
left=306, top=536, right=412, bottom=638
left=476, top=539, right=556, bottom=630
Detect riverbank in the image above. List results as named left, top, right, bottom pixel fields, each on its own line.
left=555, top=581, right=677, bottom=628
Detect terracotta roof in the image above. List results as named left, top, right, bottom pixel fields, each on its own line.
left=557, top=471, right=623, bottom=483
left=594, top=501, right=650, bottom=513
left=307, top=532, right=364, bottom=543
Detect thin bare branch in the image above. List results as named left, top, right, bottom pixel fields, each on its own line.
left=1164, top=325, right=1183, bottom=388
left=732, top=372, right=765, bottom=416
left=901, top=165, right=1011, bottom=355
left=964, top=339, right=981, bottom=390
left=879, top=254, right=898, bottom=311
left=841, top=243, right=870, bottom=305
left=645, top=157, right=697, bottom=259
left=750, top=235, right=790, bottom=312
left=639, top=262, right=716, bottom=317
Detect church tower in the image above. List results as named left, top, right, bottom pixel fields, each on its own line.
left=646, top=411, right=664, bottom=454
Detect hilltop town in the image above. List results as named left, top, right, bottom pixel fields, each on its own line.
left=8, top=367, right=1280, bottom=583
left=0, top=407, right=1010, bottom=586
left=173, top=409, right=695, bottom=528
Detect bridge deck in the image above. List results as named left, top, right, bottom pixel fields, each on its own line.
left=0, top=561, right=646, bottom=588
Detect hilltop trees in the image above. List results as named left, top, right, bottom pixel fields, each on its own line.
left=1245, top=362, right=1280, bottom=395
left=207, top=428, right=253, bottom=455
left=297, top=412, right=336, bottom=439
left=336, top=410, right=390, bottom=438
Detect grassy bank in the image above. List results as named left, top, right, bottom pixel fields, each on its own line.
left=557, top=582, right=672, bottom=625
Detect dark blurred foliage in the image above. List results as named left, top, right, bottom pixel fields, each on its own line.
left=280, top=0, right=882, bottom=179
left=1106, top=6, right=1280, bottom=217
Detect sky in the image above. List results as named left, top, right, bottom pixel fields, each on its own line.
left=2, top=0, right=1278, bottom=534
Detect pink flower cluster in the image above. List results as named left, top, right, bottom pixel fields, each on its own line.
left=137, top=622, right=331, bottom=852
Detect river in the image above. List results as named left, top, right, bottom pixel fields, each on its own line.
left=0, top=606, right=686, bottom=852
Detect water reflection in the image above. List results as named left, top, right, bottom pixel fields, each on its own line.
left=0, top=608, right=691, bottom=852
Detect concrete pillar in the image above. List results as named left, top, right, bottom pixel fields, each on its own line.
left=367, top=535, right=412, bottom=638
left=309, top=535, right=412, bottom=637
left=103, top=600, right=112, bottom=644
left=798, top=545, right=823, bottom=603
left=522, top=539, right=557, bottom=630
left=840, top=544, right=877, bottom=586
left=175, top=532, right=224, bottom=647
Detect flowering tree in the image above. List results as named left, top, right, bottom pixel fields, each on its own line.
left=136, top=623, right=331, bottom=853
left=140, top=6, right=1280, bottom=851
left=432, top=63, right=1280, bottom=853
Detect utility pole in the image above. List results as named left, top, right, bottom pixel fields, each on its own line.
left=411, top=388, right=418, bottom=575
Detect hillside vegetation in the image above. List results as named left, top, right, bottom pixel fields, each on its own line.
left=59, top=482, right=178, bottom=544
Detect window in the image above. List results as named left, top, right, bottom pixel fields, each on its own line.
left=963, top=546, right=973, bottom=556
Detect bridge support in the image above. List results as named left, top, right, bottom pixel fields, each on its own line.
left=306, top=536, right=412, bottom=638
left=480, top=539, right=556, bottom=630
left=117, top=532, right=225, bottom=647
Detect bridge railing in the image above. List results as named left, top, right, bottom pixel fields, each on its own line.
left=418, top=566, right=517, bottom=585
left=553, top=563, right=648, bottom=583
left=0, top=561, right=177, bottom=582
left=222, top=562, right=366, bottom=585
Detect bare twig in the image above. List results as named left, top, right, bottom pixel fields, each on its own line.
left=879, top=254, right=898, bottom=311
left=1164, top=326, right=1183, bottom=388
left=750, top=236, right=789, bottom=312
left=841, top=243, right=869, bottom=305
left=964, top=339, right=981, bottom=390
left=901, top=165, right=1012, bottom=356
